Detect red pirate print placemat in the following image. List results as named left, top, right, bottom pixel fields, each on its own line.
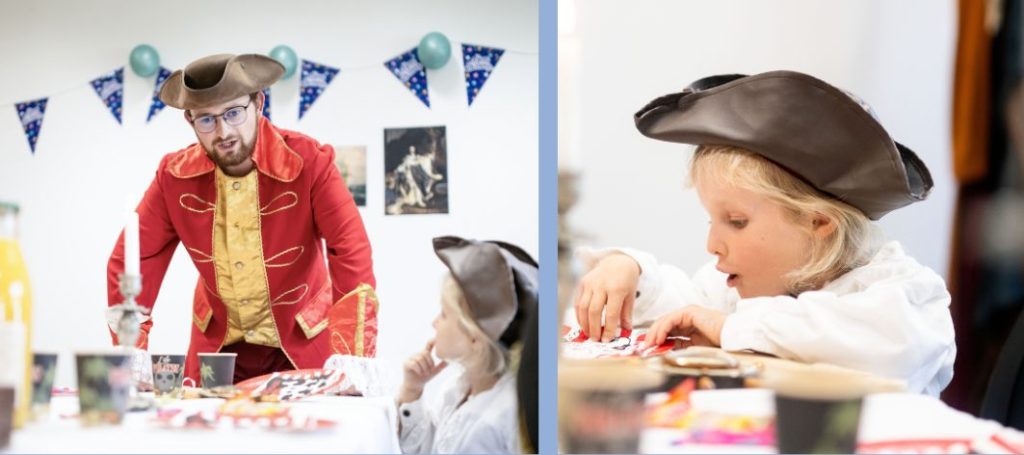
left=235, top=369, right=346, bottom=402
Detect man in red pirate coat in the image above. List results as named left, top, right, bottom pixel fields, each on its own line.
left=106, top=53, right=376, bottom=383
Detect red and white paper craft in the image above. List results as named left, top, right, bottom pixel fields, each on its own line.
left=858, top=438, right=973, bottom=454
left=560, top=326, right=678, bottom=359
left=976, top=427, right=1024, bottom=454
left=858, top=425, right=1024, bottom=454
left=154, top=399, right=338, bottom=432
left=235, top=369, right=347, bottom=402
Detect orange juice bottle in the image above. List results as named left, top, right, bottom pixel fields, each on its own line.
left=0, top=201, right=32, bottom=429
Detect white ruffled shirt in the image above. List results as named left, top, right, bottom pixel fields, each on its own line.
left=575, top=241, right=957, bottom=396
left=397, top=372, right=520, bottom=454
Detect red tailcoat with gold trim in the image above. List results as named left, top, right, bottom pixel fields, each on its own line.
left=106, top=117, right=376, bottom=382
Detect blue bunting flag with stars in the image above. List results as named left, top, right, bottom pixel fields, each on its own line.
left=90, top=67, right=124, bottom=124
left=146, top=66, right=172, bottom=123
left=299, top=60, right=339, bottom=120
left=15, top=98, right=47, bottom=154
left=462, top=44, right=505, bottom=106
left=384, top=48, right=430, bottom=108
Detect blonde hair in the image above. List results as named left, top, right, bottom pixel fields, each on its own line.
left=689, top=144, right=882, bottom=294
left=440, top=274, right=508, bottom=378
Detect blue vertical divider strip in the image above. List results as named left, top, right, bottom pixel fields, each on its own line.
left=538, top=0, right=557, bottom=453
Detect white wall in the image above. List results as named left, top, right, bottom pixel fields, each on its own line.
left=561, top=0, right=956, bottom=283
left=0, top=0, right=538, bottom=391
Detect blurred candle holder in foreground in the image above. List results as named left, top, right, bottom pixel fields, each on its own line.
left=107, top=270, right=155, bottom=410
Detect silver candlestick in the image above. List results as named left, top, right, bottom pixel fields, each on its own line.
left=110, top=272, right=154, bottom=409
left=114, top=273, right=145, bottom=348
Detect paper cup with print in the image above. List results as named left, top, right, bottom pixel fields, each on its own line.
left=30, top=353, right=57, bottom=419
left=75, top=352, right=131, bottom=426
left=558, top=361, right=664, bottom=453
left=198, top=353, right=237, bottom=389
left=150, top=354, right=186, bottom=396
left=771, top=369, right=872, bottom=454
left=0, top=387, right=12, bottom=449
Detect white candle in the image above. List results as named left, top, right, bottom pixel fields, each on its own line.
left=124, top=209, right=139, bottom=277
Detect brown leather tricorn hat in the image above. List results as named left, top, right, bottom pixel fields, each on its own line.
left=159, top=53, right=284, bottom=110
left=634, top=70, right=933, bottom=220
left=433, top=236, right=538, bottom=348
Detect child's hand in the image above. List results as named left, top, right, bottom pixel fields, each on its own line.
left=644, top=305, right=726, bottom=348
left=397, top=339, right=448, bottom=404
left=574, top=253, right=642, bottom=343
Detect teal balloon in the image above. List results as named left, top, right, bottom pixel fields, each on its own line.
left=417, top=32, right=451, bottom=70
left=269, top=45, right=298, bottom=79
left=129, top=44, right=160, bottom=77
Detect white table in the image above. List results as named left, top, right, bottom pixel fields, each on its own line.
left=641, top=390, right=1022, bottom=454
left=6, top=395, right=401, bottom=454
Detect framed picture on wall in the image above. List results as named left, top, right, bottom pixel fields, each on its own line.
left=383, top=126, right=448, bottom=215
left=335, top=145, right=367, bottom=207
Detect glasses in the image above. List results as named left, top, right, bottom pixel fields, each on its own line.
left=190, top=100, right=252, bottom=133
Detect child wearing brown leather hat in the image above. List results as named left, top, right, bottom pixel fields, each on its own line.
left=397, top=236, right=537, bottom=453
left=572, top=71, right=955, bottom=396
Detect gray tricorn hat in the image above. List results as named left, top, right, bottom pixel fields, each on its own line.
left=634, top=70, right=933, bottom=220
left=433, top=236, right=538, bottom=348
left=159, top=53, right=284, bottom=110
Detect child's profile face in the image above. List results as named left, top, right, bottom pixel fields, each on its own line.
left=432, top=304, right=473, bottom=361
left=696, top=178, right=814, bottom=298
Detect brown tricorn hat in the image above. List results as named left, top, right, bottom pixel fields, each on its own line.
left=634, top=70, right=933, bottom=220
left=432, top=236, right=538, bottom=348
left=159, top=53, right=284, bottom=110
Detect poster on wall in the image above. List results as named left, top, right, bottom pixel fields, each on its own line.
left=384, top=126, right=448, bottom=215
left=335, top=145, right=367, bottom=207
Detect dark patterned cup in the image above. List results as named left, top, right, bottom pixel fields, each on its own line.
left=772, top=370, right=872, bottom=454
left=775, top=394, right=863, bottom=453
left=198, top=353, right=237, bottom=389
left=558, top=361, right=664, bottom=453
left=0, top=387, right=13, bottom=449
left=75, top=352, right=131, bottom=426
left=30, top=353, right=57, bottom=420
left=150, top=354, right=186, bottom=396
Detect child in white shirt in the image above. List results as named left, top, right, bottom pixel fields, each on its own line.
left=573, top=71, right=956, bottom=396
left=397, top=236, right=537, bottom=453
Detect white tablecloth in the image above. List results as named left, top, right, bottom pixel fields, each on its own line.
left=6, top=395, right=401, bottom=454
left=641, top=389, right=1023, bottom=454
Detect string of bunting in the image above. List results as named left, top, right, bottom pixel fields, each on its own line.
left=7, top=33, right=533, bottom=155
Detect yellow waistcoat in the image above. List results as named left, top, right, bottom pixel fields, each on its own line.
left=213, top=167, right=279, bottom=347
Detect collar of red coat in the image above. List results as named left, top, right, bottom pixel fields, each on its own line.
left=166, top=116, right=302, bottom=182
